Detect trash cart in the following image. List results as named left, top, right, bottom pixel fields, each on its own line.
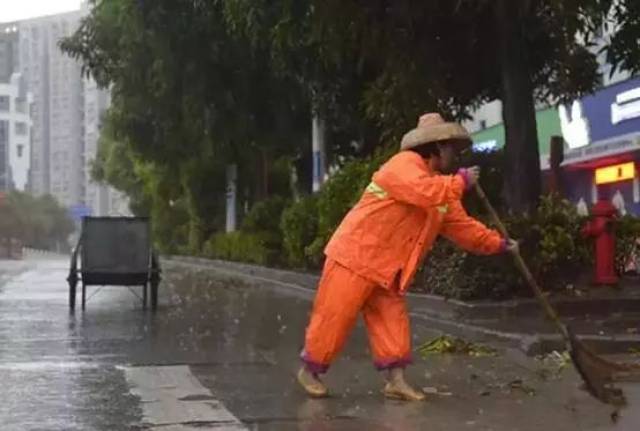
left=67, top=217, right=161, bottom=311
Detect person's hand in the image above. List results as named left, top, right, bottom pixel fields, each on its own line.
left=465, top=166, right=480, bottom=187
left=505, top=238, right=519, bottom=255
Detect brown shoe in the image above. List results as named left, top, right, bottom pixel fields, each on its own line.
left=297, top=367, right=329, bottom=398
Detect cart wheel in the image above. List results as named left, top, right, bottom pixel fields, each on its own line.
left=151, top=282, right=158, bottom=311
left=69, top=281, right=76, bottom=310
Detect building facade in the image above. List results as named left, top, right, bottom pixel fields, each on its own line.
left=0, top=23, right=19, bottom=83
left=18, top=12, right=85, bottom=206
left=0, top=73, right=32, bottom=192
left=9, top=10, right=130, bottom=216
left=468, top=76, right=640, bottom=216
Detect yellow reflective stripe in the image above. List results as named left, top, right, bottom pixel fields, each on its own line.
left=437, top=204, right=448, bottom=214
left=366, top=181, right=388, bottom=199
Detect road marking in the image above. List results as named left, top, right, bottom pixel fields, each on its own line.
left=122, top=365, right=247, bottom=430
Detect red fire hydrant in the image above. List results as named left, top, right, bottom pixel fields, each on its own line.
left=582, top=200, right=619, bottom=286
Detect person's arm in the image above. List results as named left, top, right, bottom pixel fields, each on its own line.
left=371, top=154, right=466, bottom=210
left=440, top=200, right=505, bottom=255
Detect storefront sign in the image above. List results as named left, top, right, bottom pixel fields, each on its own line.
left=555, top=77, right=640, bottom=166
left=563, top=135, right=640, bottom=164
left=579, top=77, right=640, bottom=142
left=595, top=162, right=635, bottom=185
left=611, top=86, right=640, bottom=125
left=559, top=100, right=590, bottom=149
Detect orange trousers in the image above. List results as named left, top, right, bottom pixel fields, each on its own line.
left=301, top=259, right=412, bottom=373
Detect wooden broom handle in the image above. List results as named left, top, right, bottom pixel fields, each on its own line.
left=474, top=183, right=568, bottom=338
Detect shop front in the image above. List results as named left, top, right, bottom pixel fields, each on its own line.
left=555, top=77, right=640, bottom=216
left=470, top=76, right=640, bottom=216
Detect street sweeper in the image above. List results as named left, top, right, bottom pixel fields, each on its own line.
left=297, top=113, right=518, bottom=401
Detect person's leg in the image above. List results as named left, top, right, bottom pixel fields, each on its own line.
left=298, top=259, right=374, bottom=397
left=362, top=286, right=425, bottom=401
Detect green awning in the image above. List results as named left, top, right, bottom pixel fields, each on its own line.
left=471, top=107, right=561, bottom=156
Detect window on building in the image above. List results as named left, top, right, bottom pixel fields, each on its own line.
left=0, top=96, right=9, bottom=111
left=15, top=99, right=27, bottom=113
left=15, top=122, right=27, bottom=136
left=17, top=144, right=23, bottom=158
left=480, top=120, right=487, bottom=130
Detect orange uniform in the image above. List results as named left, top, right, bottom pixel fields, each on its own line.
left=301, top=151, right=504, bottom=373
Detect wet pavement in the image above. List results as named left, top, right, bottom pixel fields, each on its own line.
left=1, top=257, right=640, bottom=430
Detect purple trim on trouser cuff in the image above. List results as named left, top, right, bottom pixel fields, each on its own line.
left=300, top=351, right=330, bottom=374
left=456, top=168, right=471, bottom=191
left=499, top=238, right=507, bottom=253
left=374, top=356, right=413, bottom=371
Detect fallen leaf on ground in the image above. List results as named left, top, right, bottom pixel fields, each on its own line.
left=416, top=335, right=498, bottom=358
left=422, top=386, right=453, bottom=396
left=535, top=350, right=571, bottom=379
left=508, top=379, right=537, bottom=396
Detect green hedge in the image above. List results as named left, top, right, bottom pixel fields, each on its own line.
left=280, top=195, right=319, bottom=268
left=202, top=231, right=272, bottom=265
left=418, top=195, right=591, bottom=300
left=305, top=147, right=394, bottom=264
left=615, top=215, right=640, bottom=274
left=198, top=149, right=640, bottom=300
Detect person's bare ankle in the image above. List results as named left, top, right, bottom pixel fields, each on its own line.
left=297, top=367, right=329, bottom=398
left=383, top=368, right=425, bottom=401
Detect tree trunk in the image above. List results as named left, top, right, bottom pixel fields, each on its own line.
left=262, top=150, right=269, bottom=198
left=496, top=1, right=541, bottom=214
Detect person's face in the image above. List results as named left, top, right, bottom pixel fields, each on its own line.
left=435, top=143, right=458, bottom=173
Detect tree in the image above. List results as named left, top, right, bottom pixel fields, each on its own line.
left=0, top=191, right=74, bottom=252
left=61, top=0, right=312, bottom=250
left=222, top=0, right=640, bottom=213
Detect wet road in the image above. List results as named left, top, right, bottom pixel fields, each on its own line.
left=1, top=257, right=639, bottom=430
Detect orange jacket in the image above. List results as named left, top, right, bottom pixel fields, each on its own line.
left=324, top=151, right=504, bottom=294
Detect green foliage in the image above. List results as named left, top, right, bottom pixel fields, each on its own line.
left=220, top=0, right=640, bottom=211
left=0, top=191, right=74, bottom=252
left=280, top=195, right=319, bottom=268
left=614, top=215, right=640, bottom=275
left=241, top=196, right=289, bottom=260
left=420, top=195, right=590, bottom=300
left=60, top=0, right=310, bottom=255
left=202, top=232, right=272, bottom=266
left=513, top=195, right=590, bottom=281
left=306, top=147, right=394, bottom=263
left=242, top=196, right=288, bottom=234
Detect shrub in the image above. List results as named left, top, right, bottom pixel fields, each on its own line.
left=241, top=196, right=289, bottom=263
left=280, top=195, right=319, bottom=268
left=613, top=215, right=640, bottom=274
left=242, top=196, right=289, bottom=233
left=202, top=231, right=272, bottom=265
left=306, top=147, right=394, bottom=263
left=419, top=194, right=590, bottom=300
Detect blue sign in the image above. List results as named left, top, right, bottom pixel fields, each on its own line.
left=578, top=77, right=640, bottom=143
left=69, top=204, right=92, bottom=222
left=558, top=76, right=640, bottom=165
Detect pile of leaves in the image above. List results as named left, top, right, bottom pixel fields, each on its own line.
left=416, top=335, right=498, bottom=358
left=535, top=350, right=572, bottom=380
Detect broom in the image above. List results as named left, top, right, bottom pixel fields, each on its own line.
left=475, top=183, right=639, bottom=406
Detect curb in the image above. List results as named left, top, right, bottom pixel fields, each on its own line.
left=22, top=247, right=70, bottom=259
left=165, top=256, right=640, bottom=356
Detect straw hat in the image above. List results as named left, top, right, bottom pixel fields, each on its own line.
left=400, top=113, right=471, bottom=151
